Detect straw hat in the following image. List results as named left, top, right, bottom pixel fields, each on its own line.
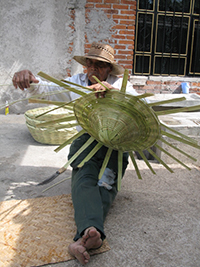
left=73, top=42, right=125, bottom=76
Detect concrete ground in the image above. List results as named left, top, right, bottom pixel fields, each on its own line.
left=1, top=114, right=200, bottom=267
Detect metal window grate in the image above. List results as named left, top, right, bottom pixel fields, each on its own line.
left=133, top=0, right=200, bottom=76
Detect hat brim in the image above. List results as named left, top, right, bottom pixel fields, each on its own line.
left=73, top=55, right=125, bottom=76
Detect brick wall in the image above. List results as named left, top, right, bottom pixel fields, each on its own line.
left=130, top=76, right=200, bottom=95
left=85, top=0, right=136, bottom=75
left=84, top=0, right=200, bottom=95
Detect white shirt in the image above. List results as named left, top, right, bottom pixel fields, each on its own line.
left=28, top=73, right=138, bottom=131
left=28, top=73, right=138, bottom=102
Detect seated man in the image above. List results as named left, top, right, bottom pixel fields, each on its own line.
left=12, top=41, right=138, bottom=265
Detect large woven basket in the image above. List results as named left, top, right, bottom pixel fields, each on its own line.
left=25, top=106, right=77, bottom=145
left=74, top=91, right=160, bottom=152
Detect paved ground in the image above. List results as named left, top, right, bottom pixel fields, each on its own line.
left=1, top=114, right=200, bottom=267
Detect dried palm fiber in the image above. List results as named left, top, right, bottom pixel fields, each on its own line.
left=25, top=105, right=78, bottom=145
left=0, top=194, right=110, bottom=267
left=34, top=71, right=200, bottom=191
left=74, top=90, right=160, bottom=151
left=2, top=71, right=200, bottom=190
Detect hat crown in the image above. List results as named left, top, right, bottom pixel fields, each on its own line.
left=87, top=42, right=115, bottom=63
left=73, top=41, right=125, bottom=75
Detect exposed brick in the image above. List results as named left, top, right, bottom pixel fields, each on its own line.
left=119, top=40, right=134, bottom=44
left=112, top=34, right=126, bottom=39
left=118, top=60, right=133, bottom=65
left=112, top=25, right=127, bottom=29
left=128, top=44, right=135, bottom=49
left=164, top=81, right=178, bottom=85
left=113, top=19, right=119, bottom=24
left=120, top=20, right=135, bottom=25
left=191, top=82, right=200, bottom=86
left=127, top=25, right=135, bottom=30
left=105, top=9, right=119, bottom=14
left=113, top=15, right=136, bottom=20
left=114, top=44, right=126, bottom=50
left=87, top=0, right=102, bottom=2
left=121, top=10, right=135, bottom=15
left=116, top=55, right=127, bottom=59
left=122, top=65, right=133, bottom=70
left=113, top=4, right=129, bottom=9
left=103, top=0, right=120, bottom=3
left=96, top=4, right=112, bottom=8
left=146, top=80, right=161, bottom=85
left=126, top=35, right=134, bottom=40
left=121, top=0, right=136, bottom=5
left=119, top=50, right=134, bottom=55
left=119, top=30, right=134, bottom=35
left=136, top=88, right=146, bottom=93
left=142, top=85, right=156, bottom=90
left=130, top=4, right=137, bottom=10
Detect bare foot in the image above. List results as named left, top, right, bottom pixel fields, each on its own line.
left=68, top=238, right=90, bottom=265
left=82, top=227, right=103, bottom=250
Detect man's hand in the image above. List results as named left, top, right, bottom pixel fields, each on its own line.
left=12, top=70, right=39, bottom=91
left=89, top=81, right=117, bottom=98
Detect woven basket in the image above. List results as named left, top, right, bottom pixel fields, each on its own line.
left=74, top=91, right=161, bottom=152
left=25, top=106, right=77, bottom=145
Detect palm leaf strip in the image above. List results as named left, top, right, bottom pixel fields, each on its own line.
left=36, top=116, right=77, bottom=127
left=159, top=137, right=197, bottom=161
left=136, top=150, right=156, bottom=174
left=137, top=93, right=154, bottom=99
left=129, top=151, right=142, bottom=180
left=98, top=148, right=113, bottom=180
left=54, top=129, right=86, bottom=153
left=60, top=79, right=93, bottom=91
left=0, top=89, right=70, bottom=111
left=148, top=97, right=186, bottom=107
left=117, top=150, right=123, bottom=191
left=161, top=130, right=200, bottom=149
left=42, top=176, right=72, bottom=193
left=78, top=142, right=103, bottom=167
left=156, top=104, right=200, bottom=116
left=161, top=123, right=197, bottom=144
left=28, top=98, right=67, bottom=106
left=62, top=136, right=96, bottom=169
left=120, top=69, right=129, bottom=93
left=146, top=148, right=174, bottom=173
left=34, top=101, right=74, bottom=118
left=154, top=144, right=191, bottom=170
left=92, top=76, right=110, bottom=90
left=38, top=71, right=88, bottom=97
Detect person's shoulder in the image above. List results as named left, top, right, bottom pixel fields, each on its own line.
left=107, top=74, right=121, bottom=83
left=66, top=73, right=86, bottom=83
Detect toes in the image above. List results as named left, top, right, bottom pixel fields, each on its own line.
left=82, top=227, right=102, bottom=250
left=83, top=227, right=100, bottom=240
left=68, top=243, right=90, bottom=265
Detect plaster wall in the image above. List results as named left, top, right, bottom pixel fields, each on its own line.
left=0, top=0, right=87, bottom=114
left=0, top=0, right=122, bottom=114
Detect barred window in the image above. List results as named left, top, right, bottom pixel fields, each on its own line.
left=133, top=0, right=200, bottom=76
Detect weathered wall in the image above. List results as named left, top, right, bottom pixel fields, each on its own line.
left=2, top=0, right=200, bottom=115
left=0, top=0, right=120, bottom=114
left=0, top=0, right=87, bottom=113
left=85, top=0, right=136, bottom=72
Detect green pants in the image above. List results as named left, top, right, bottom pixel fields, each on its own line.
left=68, top=133, right=129, bottom=241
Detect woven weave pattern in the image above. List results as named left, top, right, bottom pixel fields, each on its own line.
left=74, top=91, right=161, bottom=151
left=0, top=194, right=110, bottom=267
left=25, top=106, right=77, bottom=145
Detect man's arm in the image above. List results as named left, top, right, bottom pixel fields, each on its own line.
left=12, top=69, right=71, bottom=102
left=12, top=70, right=39, bottom=90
